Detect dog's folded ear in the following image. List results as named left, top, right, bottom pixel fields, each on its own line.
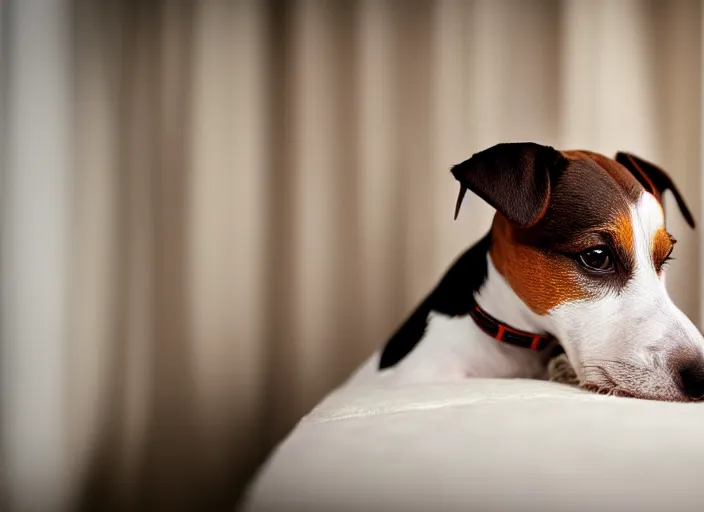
left=451, top=142, right=567, bottom=228
left=615, top=152, right=695, bottom=229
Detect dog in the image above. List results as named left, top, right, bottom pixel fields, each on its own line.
left=370, top=142, right=703, bottom=402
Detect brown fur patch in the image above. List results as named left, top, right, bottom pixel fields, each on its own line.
left=490, top=215, right=589, bottom=315
left=612, top=212, right=635, bottom=264
left=652, top=227, right=674, bottom=269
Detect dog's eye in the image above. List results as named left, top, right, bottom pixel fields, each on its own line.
left=664, top=245, right=675, bottom=261
left=578, top=246, right=614, bottom=273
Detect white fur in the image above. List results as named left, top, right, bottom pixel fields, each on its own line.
left=372, top=259, right=551, bottom=385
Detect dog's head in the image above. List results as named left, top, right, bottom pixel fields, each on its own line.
left=452, top=143, right=702, bottom=401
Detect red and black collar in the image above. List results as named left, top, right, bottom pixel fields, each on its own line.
left=468, top=302, right=554, bottom=351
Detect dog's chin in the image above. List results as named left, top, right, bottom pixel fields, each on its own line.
left=571, top=356, right=695, bottom=402
left=579, top=381, right=689, bottom=402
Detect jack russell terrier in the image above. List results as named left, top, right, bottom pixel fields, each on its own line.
left=370, top=142, right=702, bottom=402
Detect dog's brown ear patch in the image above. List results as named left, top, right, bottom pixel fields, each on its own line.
left=451, top=143, right=568, bottom=228
left=615, top=152, right=695, bottom=229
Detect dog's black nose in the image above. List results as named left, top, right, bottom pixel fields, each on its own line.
left=679, top=363, right=704, bottom=399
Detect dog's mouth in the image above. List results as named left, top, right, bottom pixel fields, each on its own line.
left=578, top=362, right=696, bottom=402
left=578, top=381, right=695, bottom=402
left=579, top=382, right=643, bottom=400
left=556, top=356, right=698, bottom=402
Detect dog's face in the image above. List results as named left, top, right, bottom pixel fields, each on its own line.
left=453, top=144, right=702, bottom=401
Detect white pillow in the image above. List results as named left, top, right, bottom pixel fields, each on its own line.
left=242, top=378, right=704, bottom=512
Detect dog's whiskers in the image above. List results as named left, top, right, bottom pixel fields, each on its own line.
left=579, top=362, right=633, bottom=396
left=587, top=359, right=646, bottom=372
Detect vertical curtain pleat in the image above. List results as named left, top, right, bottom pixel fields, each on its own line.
left=137, top=1, right=201, bottom=508
left=189, top=0, right=269, bottom=502
left=432, top=0, right=476, bottom=273
left=290, top=0, right=358, bottom=406
left=394, top=1, right=436, bottom=306
left=1, top=0, right=72, bottom=509
left=69, top=0, right=122, bottom=508
left=113, top=2, right=160, bottom=506
left=357, top=0, right=401, bottom=353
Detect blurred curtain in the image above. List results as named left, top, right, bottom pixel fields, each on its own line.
left=0, top=0, right=701, bottom=510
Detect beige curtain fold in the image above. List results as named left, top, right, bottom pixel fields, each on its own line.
left=1, top=1, right=701, bottom=510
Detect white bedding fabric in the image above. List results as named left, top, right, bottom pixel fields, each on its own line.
left=241, top=378, right=704, bottom=512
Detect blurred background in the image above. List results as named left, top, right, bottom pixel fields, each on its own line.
left=1, top=0, right=702, bottom=510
